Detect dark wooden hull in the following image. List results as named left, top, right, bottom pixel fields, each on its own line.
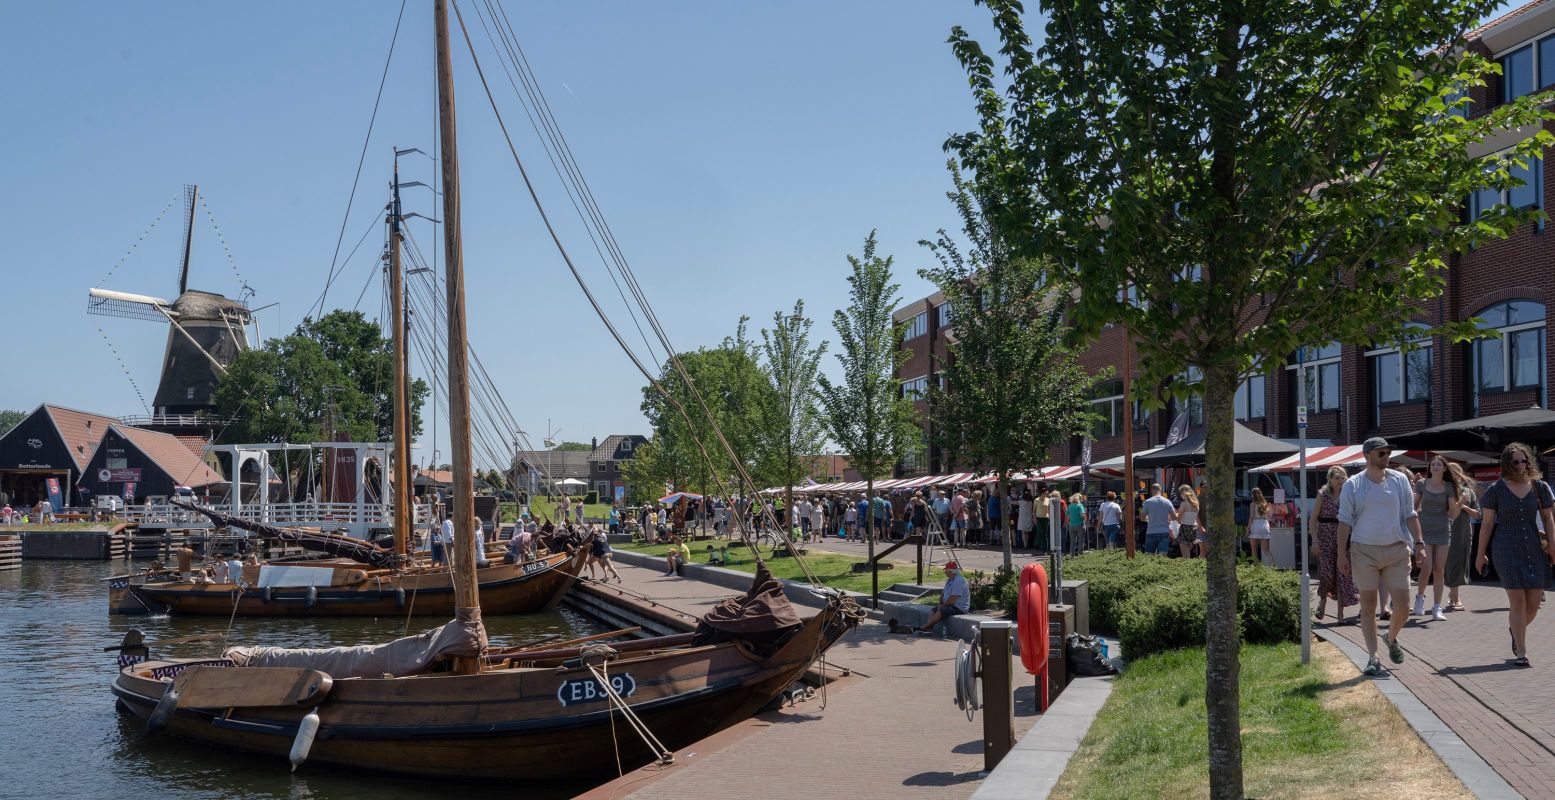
left=110, top=551, right=584, bottom=617
left=111, top=597, right=861, bottom=780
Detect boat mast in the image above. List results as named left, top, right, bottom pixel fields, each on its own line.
left=435, top=0, right=482, bottom=668
left=389, top=157, right=412, bottom=560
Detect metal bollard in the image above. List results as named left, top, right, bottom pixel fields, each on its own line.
left=980, top=620, right=1015, bottom=772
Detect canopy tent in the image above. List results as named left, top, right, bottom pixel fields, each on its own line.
left=933, top=472, right=977, bottom=486
left=1250, top=446, right=1499, bottom=473
left=556, top=477, right=588, bottom=487
left=1388, top=406, right=1555, bottom=451
left=1131, top=422, right=1299, bottom=469
left=1088, top=446, right=1167, bottom=478
left=657, top=491, right=704, bottom=504
left=895, top=474, right=943, bottom=490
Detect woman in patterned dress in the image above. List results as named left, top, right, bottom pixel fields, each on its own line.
left=1475, top=442, right=1555, bottom=668
left=1443, top=462, right=1481, bottom=611
left=1311, top=465, right=1359, bottom=623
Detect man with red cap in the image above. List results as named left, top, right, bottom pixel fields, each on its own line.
left=918, top=560, right=971, bottom=635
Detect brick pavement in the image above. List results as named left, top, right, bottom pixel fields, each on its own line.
left=1326, top=582, right=1555, bottom=799
left=576, top=560, right=1040, bottom=800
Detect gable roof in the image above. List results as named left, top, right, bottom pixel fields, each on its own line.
left=1466, top=0, right=1550, bottom=43
left=111, top=425, right=227, bottom=487
left=588, top=434, right=647, bottom=462
left=43, top=405, right=122, bottom=472
left=512, top=450, right=591, bottom=481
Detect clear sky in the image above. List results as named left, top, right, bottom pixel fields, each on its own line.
left=0, top=0, right=1007, bottom=468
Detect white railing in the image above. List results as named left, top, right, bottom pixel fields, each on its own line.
left=120, top=502, right=433, bottom=529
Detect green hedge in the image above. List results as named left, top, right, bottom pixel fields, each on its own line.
left=1063, top=550, right=1301, bottom=659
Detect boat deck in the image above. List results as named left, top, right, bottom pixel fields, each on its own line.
left=573, top=560, right=1041, bottom=800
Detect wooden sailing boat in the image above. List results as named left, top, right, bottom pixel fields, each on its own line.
left=110, top=0, right=861, bottom=781
left=108, top=154, right=586, bottom=618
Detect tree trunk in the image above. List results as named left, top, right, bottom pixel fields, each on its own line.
left=1202, top=363, right=1243, bottom=799
left=866, top=478, right=877, bottom=609
left=998, top=475, right=1012, bottom=572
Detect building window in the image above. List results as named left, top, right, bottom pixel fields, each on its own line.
left=596, top=462, right=607, bottom=473
left=1286, top=342, right=1342, bottom=413
left=1234, top=375, right=1266, bottom=421
left=1089, top=379, right=1125, bottom=439
left=1368, top=328, right=1433, bottom=425
left=936, top=302, right=952, bottom=328
left=1503, top=45, right=1535, bottom=103
left=902, top=311, right=928, bottom=342
left=1473, top=301, right=1546, bottom=401
left=901, top=375, right=929, bottom=400
left=621, top=439, right=632, bottom=453
left=1541, top=35, right=1555, bottom=89
left=595, top=481, right=609, bottom=498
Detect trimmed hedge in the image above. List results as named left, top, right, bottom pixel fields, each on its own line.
left=1064, top=550, right=1301, bottom=659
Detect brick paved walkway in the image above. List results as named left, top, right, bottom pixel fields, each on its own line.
left=1325, top=582, right=1555, bottom=799
left=577, top=560, right=1040, bottom=799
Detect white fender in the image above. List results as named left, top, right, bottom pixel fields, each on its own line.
left=289, top=709, right=321, bottom=771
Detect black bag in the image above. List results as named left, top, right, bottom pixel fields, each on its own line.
left=1065, top=632, right=1119, bottom=677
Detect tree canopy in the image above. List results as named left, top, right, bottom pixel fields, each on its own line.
left=945, top=1, right=1552, bottom=796
left=551, top=441, right=593, bottom=452
left=0, top=410, right=24, bottom=438
left=213, top=310, right=429, bottom=445
left=757, top=300, right=828, bottom=512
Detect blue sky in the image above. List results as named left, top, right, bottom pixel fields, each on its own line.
left=0, top=1, right=1006, bottom=468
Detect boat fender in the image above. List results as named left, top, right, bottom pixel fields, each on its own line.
left=304, top=585, right=317, bottom=609
left=146, top=684, right=179, bottom=734
left=395, top=587, right=406, bottom=609
left=263, top=586, right=273, bottom=604
left=289, top=709, right=321, bottom=771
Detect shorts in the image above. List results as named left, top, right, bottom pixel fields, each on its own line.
left=1104, top=524, right=1121, bottom=546
left=1349, top=541, right=1412, bottom=592
left=1144, top=532, right=1171, bottom=555
left=936, top=604, right=965, bottom=618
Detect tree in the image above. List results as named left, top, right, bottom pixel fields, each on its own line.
left=817, top=231, right=921, bottom=604
left=214, top=309, right=430, bottom=445
left=0, top=410, right=25, bottom=437
left=946, top=2, right=1551, bottom=796
left=758, top=300, right=829, bottom=537
left=638, top=320, right=777, bottom=506
left=552, top=441, right=592, bottom=452
left=920, top=167, right=1105, bottom=572
left=620, top=437, right=676, bottom=505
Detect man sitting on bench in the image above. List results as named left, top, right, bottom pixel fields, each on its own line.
left=918, top=560, right=970, bottom=635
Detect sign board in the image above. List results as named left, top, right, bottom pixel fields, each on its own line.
left=123, top=482, right=136, bottom=502
left=1296, top=406, right=1308, bottom=429
left=614, top=485, right=625, bottom=503
left=1273, top=488, right=1287, bottom=505
left=98, top=468, right=141, bottom=483
left=557, top=673, right=636, bottom=706
left=45, top=478, right=63, bottom=512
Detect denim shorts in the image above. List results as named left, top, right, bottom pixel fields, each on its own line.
left=1104, top=524, right=1121, bottom=546
left=1144, top=532, right=1171, bottom=554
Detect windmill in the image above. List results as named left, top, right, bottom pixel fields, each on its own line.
left=87, top=185, right=253, bottom=425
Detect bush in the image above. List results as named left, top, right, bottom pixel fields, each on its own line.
left=966, top=565, right=1018, bottom=612
left=1063, top=550, right=1301, bottom=659
left=584, top=491, right=599, bottom=505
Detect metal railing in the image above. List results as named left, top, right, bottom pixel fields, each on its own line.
left=119, top=502, right=433, bottom=528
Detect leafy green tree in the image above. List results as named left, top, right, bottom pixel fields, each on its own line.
left=552, top=441, right=592, bottom=452
left=758, top=300, right=828, bottom=533
left=946, top=2, right=1552, bottom=796
left=620, top=438, right=677, bottom=504
left=214, top=309, right=429, bottom=445
left=920, top=167, right=1105, bottom=572
left=0, top=410, right=25, bottom=437
left=817, top=232, right=920, bottom=603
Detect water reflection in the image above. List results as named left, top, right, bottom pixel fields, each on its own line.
left=1, top=561, right=603, bottom=799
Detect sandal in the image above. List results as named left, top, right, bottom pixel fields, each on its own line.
left=1514, top=656, right=1531, bottom=668
left=1315, top=608, right=1326, bottom=621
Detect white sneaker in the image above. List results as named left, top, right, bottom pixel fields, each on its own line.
left=1431, top=605, right=1446, bottom=621
left=1412, top=595, right=1426, bottom=616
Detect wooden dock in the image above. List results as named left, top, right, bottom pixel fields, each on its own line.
left=0, top=534, right=19, bottom=570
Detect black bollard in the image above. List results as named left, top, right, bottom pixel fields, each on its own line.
left=980, top=620, right=1015, bottom=772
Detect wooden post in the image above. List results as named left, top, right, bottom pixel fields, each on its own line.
left=1122, top=312, right=1136, bottom=558
left=389, top=160, right=412, bottom=561
left=435, top=0, right=481, bottom=674
left=980, top=620, right=1015, bottom=772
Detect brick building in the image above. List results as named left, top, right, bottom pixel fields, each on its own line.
left=894, top=1, right=1554, bottom=478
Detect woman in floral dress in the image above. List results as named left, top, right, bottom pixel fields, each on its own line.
left=1311, top=465, right=1358, bottom=623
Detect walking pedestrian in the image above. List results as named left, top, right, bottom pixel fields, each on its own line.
left=910, top=492, right=929, bottom=541
left=1337, top=437, right=1425, bottom=675
left=932, top=490, right=951, bottom=540
left=1248, top=488, right=1272, bottom=565
left=950, top=489, right=967, bottom=547
left=1176, top=485, right=1201, bottom=558
left=1443, top=462, right=1481, bottom=611
left=1034, top=486, right=1050, bottom=552
left=1067, top=493, right=1087, bottom=556
left=967, top=490, right=985, bottom=545
left=986, top=490, right=1002, bottom=546
left=1016, top=489, right=1034, bottom=550
left=1474, top=442, right=1555, bottom=668
left=1141, top=484, right=1175, bottom=555
left=1098, top=491, right=1123, bottom=548
left=1412, top=455, right=1462, bottom=620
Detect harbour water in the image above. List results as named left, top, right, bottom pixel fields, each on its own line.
left=0, top=560, right=605, bottom=800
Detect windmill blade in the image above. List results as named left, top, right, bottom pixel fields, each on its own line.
left=177, top=184, right=197, bottom=296
left=86, top=287, right=174, bottom=323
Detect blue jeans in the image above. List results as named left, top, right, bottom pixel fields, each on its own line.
left=1104, top=524, right=1121, bottom=548
left=1144, top=532, right=1170, bottom=555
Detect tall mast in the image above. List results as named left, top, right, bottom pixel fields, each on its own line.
left=435, top=0, right=481, bottom=662
left=389, top=157, right=412, bottom=559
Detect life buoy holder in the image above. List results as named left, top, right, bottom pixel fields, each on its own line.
left=1017, top=562, right=1050, bottom=711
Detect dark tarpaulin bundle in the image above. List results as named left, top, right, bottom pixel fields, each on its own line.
left=691, top=562, right=802, bottom=654
left=172, top=500, right=396, bottom=568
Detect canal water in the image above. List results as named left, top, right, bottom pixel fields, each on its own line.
left=0, top=560, right=607, bottom=800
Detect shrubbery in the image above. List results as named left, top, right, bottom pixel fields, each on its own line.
left=1064, top=550, right=1301, bottom=659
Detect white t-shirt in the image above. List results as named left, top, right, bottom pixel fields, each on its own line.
left=1099, top=501, right=1123, bottom=526
left=1338, top=468, right=1418, bottom=547
left=440, top=518, right=455, bottom=544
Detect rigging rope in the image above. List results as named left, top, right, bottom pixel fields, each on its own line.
left=96, top=326, right=151, bottom=415
left=96, top=189, right=181, bottom=288
left=449, top=0, right=820, bottom=584
left=311, top=0, right=409, bottom=320
left=198, top=194, right=252, bottom=296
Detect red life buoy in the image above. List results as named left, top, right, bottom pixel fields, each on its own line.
left=1017, top=562, right=1050, bottom=710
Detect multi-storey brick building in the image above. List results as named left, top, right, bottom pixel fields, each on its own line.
left=894, top=1, right=1553, bottom=478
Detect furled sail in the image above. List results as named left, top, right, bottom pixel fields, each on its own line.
left=172, top=500, right=397, bottom=567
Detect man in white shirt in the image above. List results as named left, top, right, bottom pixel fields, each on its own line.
left=1337, top=437, right=1425, bottom=675
left=472, top=518, right=490, bottom=568
left=433, top=514, right=453, bottom=565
